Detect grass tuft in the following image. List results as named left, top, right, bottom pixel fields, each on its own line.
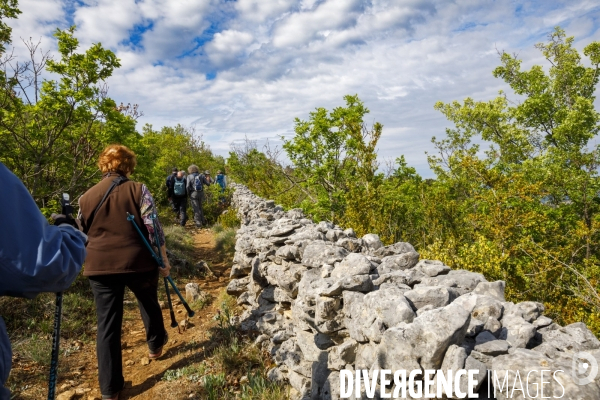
left=215, top=228, right=237, bottom=257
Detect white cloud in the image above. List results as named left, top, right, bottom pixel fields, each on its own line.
left=5, top=0, right=600, bottom=176
left=206, top=30, right=254, bottom=67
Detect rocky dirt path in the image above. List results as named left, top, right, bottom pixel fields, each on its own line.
left=51, top=228, right=231, bottom=400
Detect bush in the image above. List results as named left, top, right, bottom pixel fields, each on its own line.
left=215, top=228, right=236, bottom=257
left=217, top=208, right=240, bottom=229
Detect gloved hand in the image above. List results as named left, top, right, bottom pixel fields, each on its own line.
left=51, top=213, right=83, bottom=231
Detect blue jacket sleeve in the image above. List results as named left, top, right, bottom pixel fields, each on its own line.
left=0, top=162, right=86, bottom=299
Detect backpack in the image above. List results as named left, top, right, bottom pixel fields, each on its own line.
left=193, top=173, right=204, bottom=191
left=173, top=177, right=186, bottom=196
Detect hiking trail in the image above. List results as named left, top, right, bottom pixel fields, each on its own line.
left=20, top=227, right=232, bottom=400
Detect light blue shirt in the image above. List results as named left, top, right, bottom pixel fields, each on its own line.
left=0, top=162, right=87, bottom=399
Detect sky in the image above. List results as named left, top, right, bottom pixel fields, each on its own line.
left=7, top=0, right=600, bottom=177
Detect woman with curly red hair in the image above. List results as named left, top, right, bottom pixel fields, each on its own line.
left=78, top=144, right=172, bottom=400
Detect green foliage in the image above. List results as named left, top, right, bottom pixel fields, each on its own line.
left=201, top=184, right=233, bottom=225
left=227, top=139, right=305, bottom=209
left=215, top=228, right=237, bottom=257
left=162, top=364, right=206, bottom=382
left=0, top=26, right=140, bottom=210
left=426, top=27, right=600, bottom=331
left=134, top=124, right=225, bottom=208
left=227, top=29, right=600, bottom=334
left=0, top=0, right=20, bottom=55
left=217, top=208, right=241, bottom=229
left=283, top=94, right=382, bottom=223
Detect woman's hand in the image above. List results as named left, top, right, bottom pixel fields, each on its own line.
left=159, top=244, right=171, bottom=277
left=160, top=260, right=171, bottom=277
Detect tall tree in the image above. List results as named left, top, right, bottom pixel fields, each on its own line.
left=430, top=27, right=600, bottom=330
left=0, top=27, right=138, bottom=212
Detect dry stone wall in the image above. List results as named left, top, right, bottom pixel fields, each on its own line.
left=226, top=183, right=600, bottom=400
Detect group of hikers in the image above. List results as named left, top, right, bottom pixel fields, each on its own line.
left=0, top=144, right=210, bottom=400
left=165, top=166, right=227, bottom=228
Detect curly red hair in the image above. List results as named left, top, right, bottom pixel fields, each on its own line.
left=97, top=144, right=137, bottom=175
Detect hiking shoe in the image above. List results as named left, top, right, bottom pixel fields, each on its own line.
left=149, top=332, right=169, bottom=359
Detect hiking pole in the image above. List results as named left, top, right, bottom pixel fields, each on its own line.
left=48, top=193, right=73, bottom=400
left=150, top=214, right=178, bottom=328
left=126, top=213, right=195, bottom=317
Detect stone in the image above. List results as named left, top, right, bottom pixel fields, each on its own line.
left=373, top=241, right=416, bottom=257
left=373, top=302, right=471, bottom=372
left=414, top=259, right=451, bottom=277
left=296, top=330, right=327, bottom=362
left=321, top=371, right=341, bottom=400
left=474, top=339, right=510, bottom=356
left=330, top=253, right=372, bottom=280
left=140, top=357, right=150, bottom=366
left=355, top=342, right=377, bottom=370
left=373, top=269, right=423, bottom=288
left=404, top=285, right=457, bottom=310
left=532, top=315, right=553, bottom=328
left=541, top=322, right=600, bottom=353
left=328, top=340, right=359, bottom=370
left=270, top=223, right=301, bottom=237
left=316, top=296, right=342, bottom=323
left=288, top=369, right=311, bottom=397
left=226, top=276, right=250, bottom=296
left=301, top=243, right=349, bottom=268
left=275, top=245, right=300, bottom=261
left=513, top=301, right=545, bottom=323
left=456, top=356, right=487, bottom=396
left=337, top=237, right=363, bottom=252
left=185, top=282, right=201, bottom=302
left=319, top=274, right=373, bottom=296
left=475, top=330, right=497, bottom=345
left=376, top=253, right=420, bottom=275
left=499, top=315, right=536, bottom=349
left=431, top=344, right=467, bottom=396
left=230, top=263, right=248, bottom=278
left=483, top=316, right=503, bottom=337
left=492, top=348, right=600, bottom=399
left=361, top=233, right=384, bottom=251
left=418, top=270, right=487, bottom=296
left=465, top=317, right=484, bottom=337
left=471, top=295, right=504, bottom=321
left=472, top=280, right=506, bottom=301
left=250, top=256, right=269, bottom=288
left=416, top=304, right=436, bottom=317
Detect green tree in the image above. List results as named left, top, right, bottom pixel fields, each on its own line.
left=135, top=124, right=225, bottom=206
left=0, top=0, right=20, bottom=55
left=0, top=27, right=138, bottom=212
left=429, top=27, right=600, bottom=331
left=283, top=94, right=382, bottom=223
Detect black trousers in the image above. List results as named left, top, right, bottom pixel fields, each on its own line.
left=89, top=270, right=167, bottom=397
left=172, top=196, right=188, bottom=226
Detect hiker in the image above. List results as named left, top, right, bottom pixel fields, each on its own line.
left=203, top=170, right=214, bottom=185
left=215, top=170, right=227, bottom=192
left=172, top=170, right=188, bottom=226
left=78, top=144, right=172, bottom=400
left=0, top=162, right=87, bottom=399
left=165, top=167, right=178, bottom=212
left=186, top=164, right=208, bottom=228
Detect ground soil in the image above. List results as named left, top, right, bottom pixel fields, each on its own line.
left=11, top=227, right=232, bottom=400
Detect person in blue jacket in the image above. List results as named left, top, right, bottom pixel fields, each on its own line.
left=0, top=162, right=87, bottom=399
left=215, top=170, right=227, bottom=192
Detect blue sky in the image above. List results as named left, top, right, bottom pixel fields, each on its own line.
left=9, top=0, right=600, bottom=176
